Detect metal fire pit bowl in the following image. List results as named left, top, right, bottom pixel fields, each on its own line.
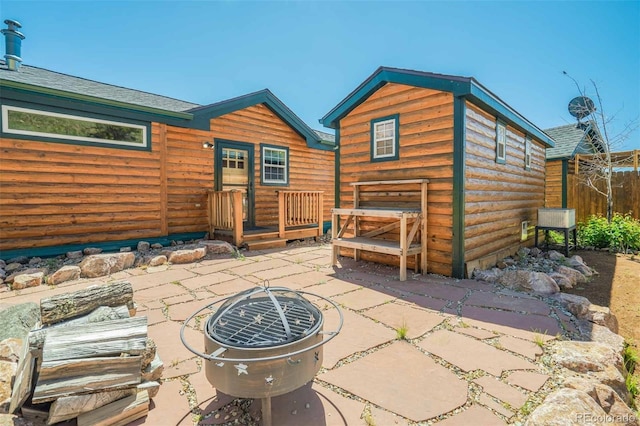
left=180, top=284, right=343, bottom=425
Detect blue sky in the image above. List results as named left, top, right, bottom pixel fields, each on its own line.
left=2, top=1, right=639, bottom=149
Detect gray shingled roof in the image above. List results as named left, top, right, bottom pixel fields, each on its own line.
left=544, top=123, right=591, bottom=160
left=0, top=60, right=200, bottom=113
left=313, top=129, right=335, bottom=144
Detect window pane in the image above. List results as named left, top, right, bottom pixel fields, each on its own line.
left=6, top=108, right=144, bottom=144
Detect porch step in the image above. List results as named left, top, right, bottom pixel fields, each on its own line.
left=245, top=238, right=287, bottom=251
left=243, top=231, right=280, bottom=242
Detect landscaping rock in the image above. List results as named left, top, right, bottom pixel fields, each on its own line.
left=0, top=303, right=40, bottom=341
left=137, top=241, right=150, bottom=253
left=587, top=305, right=619, bottom=334
left=48, top=265, right=81, bottom=285
left=563, top=377, right=637, bottom=423
left=200, top=240, right=235, bottom=254
left=547, top=250, right=565, bottom=261
left=524, top=388, right=607, bottom=426
left=4, top=263, right=21, bottom=274
left=12, top=272, right=44, bottom=290
left=79, top=252, right=135, bottom=278
left=151, top=243, right=163, bottom=249
left=6, top=268, right=48, bottom=284
left=553, top=293, right=591, bottom=318
left=568, top=255, right=594, bottom=277
left=530, top=247, right=542, bottom=257
left=148, top=255, right=167, bottom=267
left=555, top=264, right=587, bottom=284
left=83, top=247, right=103, bottom=255
left=548, top=272, right=573, bottom=290
left=577, top=322, right=625, bottom=353
left=167, top=248, right=206, bottom=264
left=0, top=338, right=23, bottom=363
left=7, top=256, right=28, bottom=265
left=472, top=268, right=503, bottom=284
left=498, top=270, right=560, bottom=294
left=27, top=257, right=42, bottom=266
left=552, top=341, right=624, bottom=374
left=120, top=247, right=132, bottom=252
left=0, top=260, right=4, bottom=269
left=66, top=250, right=83, bottom=259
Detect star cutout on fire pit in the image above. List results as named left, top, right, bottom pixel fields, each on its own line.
left=314, top=351, right=319, bottom=364
left=265, top=375, right=274, bottom=386
left=235, top=363, right=248, bottom=376
left=239, top=309, right=245, bottom=317
left=254, top=314, right=263, bottom=324
left=309, top=314, right=315, bottom=324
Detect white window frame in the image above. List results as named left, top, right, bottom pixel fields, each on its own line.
left=1, top=105, right=148, bottom=148
left=262, top=146, right=288, bottom=185
left=373, top=118, right=396, bottom=159
left=524, top=136, right=532, bottom=169
left=496, top=121, right=506, bottom=163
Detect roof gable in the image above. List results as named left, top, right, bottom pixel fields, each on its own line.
left=320, top=66, right=554, bottom=148
left=189, top=89, right=327, bottom=150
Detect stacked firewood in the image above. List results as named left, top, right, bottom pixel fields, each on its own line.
left=9, top=281, right=163, bottom=425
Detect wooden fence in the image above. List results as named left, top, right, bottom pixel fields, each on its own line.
left=568, top=171, right=640, bottom=224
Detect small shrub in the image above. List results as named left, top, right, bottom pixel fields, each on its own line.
left=578, top=213, right=640, bottom=252
left=546, top=230, right=566, bottom=245
left=624, top=341, right=638, bottom=375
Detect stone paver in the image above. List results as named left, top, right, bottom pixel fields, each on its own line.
left=303, top=279, right=361, bottom=298
left=321, top=307, right=395, bottom=369
left=148, top=320, right=200, bottom=366
left=164, top=358, right=200, bottom=380
left=230, top=258, right=292, bottom=276
left=126, top=268, right=197, bottom=288
left=180, top=272, right=236, bottom=290
left=436, top=404, right=506, bottom=425
left=252, top=263, right=313, bottom=281
left=206, top=277, right=257, bottom=295
left=392, top=280, right=468, bottom=302
left=473, top=375, right=528, bottom=409
left=143, top=379, right=192, bottom=426
left=459, top=305, right=562, bottom=340
left=367, top=406, right=412, bottom=425
left=454, top=326, right=497, bottom=340
left=506, top=371, right=550, bottom=392
left=320, top=342, right=468, bottom=422
left=331, top=287, right=395, bottom=311
left=497, top=335, right=543, bottom=360
left=169, top=299, right=216, bottom=322
left=269, top=382, right=366, bottom=426
left=395, top=293, right=449, bottom=312
left=362, top=301, right=444, bottom=339
left=419, top=330, right=538, bottom=376
left=478, top=393, right=514, bottom=420
left=135, top=283, right=187, bottom=302
left=463, top=291, right=551, bottom=315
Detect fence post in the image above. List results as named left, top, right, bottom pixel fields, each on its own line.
left=317, top=192, right=324, bottom=237
left=231, top=190, right=243, bottom=246
left=278, top=191, right=286, bottom=239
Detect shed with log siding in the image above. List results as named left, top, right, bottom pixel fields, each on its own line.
left=321, top=67, right=555, bottom=278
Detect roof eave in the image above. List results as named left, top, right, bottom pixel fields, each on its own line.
left=0, top=79, right=194, bottom=120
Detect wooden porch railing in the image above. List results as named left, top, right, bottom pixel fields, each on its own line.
left=277, top=191, right=324, bottom=239
left=207, top=190, right=243, bottom=245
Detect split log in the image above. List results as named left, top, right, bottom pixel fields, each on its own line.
left=47, top=389, right=136, bottom=425
left=29, top=305, right=131, bottom=354
left=40, top=281, right=133, bottom=325
left=8, top=339, right=34, bottom=414
left=77, top=390, right=149, bottom=426
left=32, top=356, right=141, bottom=404
left=42, top=317, right=147, bottom=362
left=141, top=353, right=163, bottom=382
left=137, top=381, right=160, bottom=399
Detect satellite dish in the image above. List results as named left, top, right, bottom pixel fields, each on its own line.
left=568, top=96, right=596, bottom=120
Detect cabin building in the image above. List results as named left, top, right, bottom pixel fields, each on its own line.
left=0, top=56, right=333, bottom=258
left=321, top=67, right=555, bottom=278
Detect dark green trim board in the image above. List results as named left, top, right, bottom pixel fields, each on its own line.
left=370, top=114, right=400, bottom=162
left=260, top=143, right=290, bottom=187
left=452, top=96, right=466, bottom=278
left=335, top=127, right=341, bottom=209
left=562, top=160, right=568, bottom=209
left=0, top=232, right=207, bottom=261
left=190, top=89, right=329, bottom=150
left=319, top=67, right=554, bottom=149
left=214, top=139, right=256, bottom=227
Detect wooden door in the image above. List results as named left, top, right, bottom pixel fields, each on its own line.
left=215, top=140, right=255, bottom=227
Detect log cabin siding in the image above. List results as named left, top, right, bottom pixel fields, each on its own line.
left=545, top=160, right=563, bottom=208
left=0, top=133, right=164, bottom=250
left=164, top=124, right=214, bottom=234
left=338, top=83, right=455, bottom=276
left=463, top=102, right=546, bottom=265
left=209, top=104, right=334, bottom=228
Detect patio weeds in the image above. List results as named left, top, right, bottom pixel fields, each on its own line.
left=0, top=243, right=577, bottom=425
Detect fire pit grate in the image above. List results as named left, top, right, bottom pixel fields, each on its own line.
left=206, top=296, right=320, bottom=348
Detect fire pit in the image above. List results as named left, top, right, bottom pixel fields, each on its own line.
left=180, top=284, right=343, bottom=425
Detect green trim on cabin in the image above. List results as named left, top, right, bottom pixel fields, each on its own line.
left=370, top=114, right=400, bottom=163
left=0, top=80, right=193, bottom=120
left=190, top=89, right=329, bottom=151
left=214, top=139, right=256, bottom=227
left=260, top=143, right=290, bottom=187
left=335, top=127, right=341, bottom=209
left=0, top=232, right=207, bottom=260
left=0, top=100, right=152, bottom=152
left=562, top=159, right=568, bottom=209
left=319, top=67, right=554, bottom=149
left=452, top=96, right=466, bottom=279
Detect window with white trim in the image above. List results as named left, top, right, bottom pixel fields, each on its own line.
left=524, top=136, right=531, bottom=169
left=496, top=121, right=506, bottom=163
left=371, top=114, right=399, bottom=161
left=261, top=145, right=288, bottom=185
left=1, top=105, right=147, bottom=148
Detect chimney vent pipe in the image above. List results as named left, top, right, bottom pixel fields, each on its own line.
left=2, top=19, right=25, bottom=71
